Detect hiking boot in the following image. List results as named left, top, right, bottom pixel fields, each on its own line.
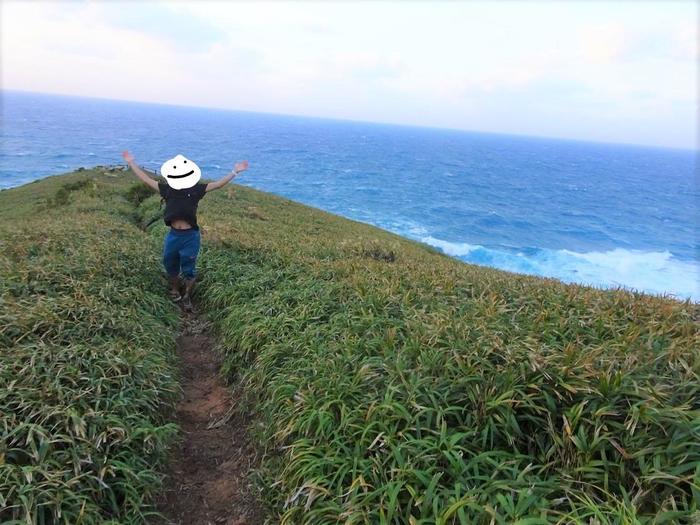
left=183, top=278, right=195, bottom=297
left=182, top=295, right=193, bottom=312
left=181, top=278, right=195, bottom=311
left=168, top=275, right=182, bottom=302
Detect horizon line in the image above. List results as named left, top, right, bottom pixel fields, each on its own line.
left=2, top=88, right=697, bottom=153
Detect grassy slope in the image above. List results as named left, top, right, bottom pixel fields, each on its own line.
left=1, top=169, right=699, bottom=524
left=0, top=170, right=180, bottom=523
left=190, top=176, right=699, bottom=523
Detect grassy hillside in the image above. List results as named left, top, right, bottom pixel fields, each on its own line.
left=1, top=169, right=699, bottom=524
left=0, top=169, right=180, bottom=523
left=192, top=175, right=700, bottom=523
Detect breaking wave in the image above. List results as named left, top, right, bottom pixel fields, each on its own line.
left=421, top=236, right=699, bottom=302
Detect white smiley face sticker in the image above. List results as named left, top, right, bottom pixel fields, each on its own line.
left=160, top=154, right=202, bottom=190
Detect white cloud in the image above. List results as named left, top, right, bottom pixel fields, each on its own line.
left=1, top=0, right=696, bottom=149
left=578, top=23, right=629, bottom=65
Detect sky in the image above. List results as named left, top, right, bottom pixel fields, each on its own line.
left=1, top=0, right=697, bottom=149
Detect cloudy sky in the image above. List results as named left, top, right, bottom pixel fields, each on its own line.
left=2, top=1, right=697, bottom=149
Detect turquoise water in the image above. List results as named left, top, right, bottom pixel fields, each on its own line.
left=1, top=90, right=697, bottom=300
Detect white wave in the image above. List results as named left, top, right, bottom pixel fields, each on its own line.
left=421, top=236, right=699, bottom=302
left=424, top=237, right=479, bottom=257
left=374, top=217, right=428, bottom=237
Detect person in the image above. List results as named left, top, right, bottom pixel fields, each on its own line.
left=122, top=150, right=249, bottom=311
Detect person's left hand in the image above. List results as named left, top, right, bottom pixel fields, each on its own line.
left=234, top=160, right=249, bottom=174
left=122, top=150, right=134, bottom=164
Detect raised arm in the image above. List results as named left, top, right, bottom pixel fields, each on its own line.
left=122, top=151, right=159, bottom=191
left=206, top=160, right=249, bottom=192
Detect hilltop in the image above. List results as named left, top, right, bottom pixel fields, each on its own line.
left=1, top=168, right=698, bottom=524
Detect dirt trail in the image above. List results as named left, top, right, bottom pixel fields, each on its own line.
left=157, top=307, right=264, bottom=525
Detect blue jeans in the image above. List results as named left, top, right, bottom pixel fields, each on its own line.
left=163, top=228, right=200, bottom=279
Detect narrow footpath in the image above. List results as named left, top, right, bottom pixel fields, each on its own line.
left=157, top=305, right=264, bottom=525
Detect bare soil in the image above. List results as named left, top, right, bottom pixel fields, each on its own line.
left=157, top=307, right=265, bottom=525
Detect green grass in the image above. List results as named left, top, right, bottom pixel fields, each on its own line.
left=0, top=170, right=180, bottom=524
left=189, top=176, right=700, bottom=523
left=2, top=169, right=699, bottom=524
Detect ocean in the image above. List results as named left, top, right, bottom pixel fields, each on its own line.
left=1, top=90, right=698, bottom=301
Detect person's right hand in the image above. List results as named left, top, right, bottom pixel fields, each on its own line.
left=122, top=150, right=134, bottom=164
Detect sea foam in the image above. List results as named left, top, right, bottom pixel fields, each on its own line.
left=421, top=236, right=699, bottom=302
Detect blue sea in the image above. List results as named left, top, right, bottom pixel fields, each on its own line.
left=2, top=90, right=698, bottom=301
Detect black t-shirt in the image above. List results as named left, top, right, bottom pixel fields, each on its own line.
left=158, top=182, right=207, bottom=229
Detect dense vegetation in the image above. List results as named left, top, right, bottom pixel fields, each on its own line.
left=0, top=171, right=180, bottom=523
left=191, top=178, right=699, bottom=523
left=1, top=169, right=698, bottom=524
